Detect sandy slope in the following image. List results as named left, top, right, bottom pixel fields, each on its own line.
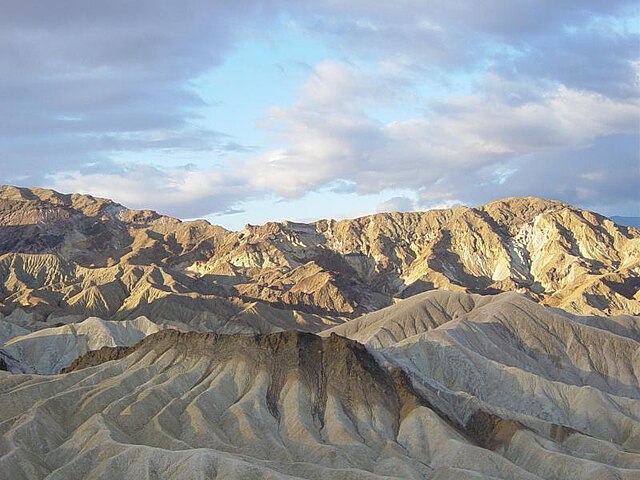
left=4, top=330, right=638, bottom=480
left=0, top=316, right=169, bottom=374
left=328, top=291, right=640, bottom=463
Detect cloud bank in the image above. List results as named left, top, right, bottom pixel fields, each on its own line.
left=1, top=0, right=638, bottom=219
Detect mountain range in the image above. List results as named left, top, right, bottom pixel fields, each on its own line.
left=1, top=185, right=638, bottom=324
left=0, top=185, right=638, bottom=479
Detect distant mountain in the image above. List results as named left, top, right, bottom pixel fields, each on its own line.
left=612, top=215, right=640, bottom=229
left=0, top=186, right=637, bottom=324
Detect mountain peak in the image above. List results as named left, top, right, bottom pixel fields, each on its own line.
left=0, top=186, right=637, bottom=320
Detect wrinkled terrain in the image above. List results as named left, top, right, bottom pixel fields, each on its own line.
left=1, top=293, right=639, bottom=479
left=1, top=185, right=639, bottom=479
left=0, top=316, right=174, bottom=374
left=0, top=186, right=638, bottom=324
left=329, top=291, right=640, bottom=448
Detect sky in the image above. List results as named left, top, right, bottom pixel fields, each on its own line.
left=1, top=0, right=639, bottom=230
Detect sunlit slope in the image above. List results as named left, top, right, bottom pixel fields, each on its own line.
left=1, top=186, right=638, bottom=322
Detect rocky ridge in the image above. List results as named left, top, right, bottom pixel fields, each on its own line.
left=0, top=186, right=638, bottom=325
left=193, top=196, right=639, bottom=316
left=4, top=325, right=637, bottom=479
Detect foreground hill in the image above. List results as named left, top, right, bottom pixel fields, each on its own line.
left=1, top=291, right=638, bottom=479
left=0, top=186, right=638, bottom=323
left=328, top=291, right=640, bottom=448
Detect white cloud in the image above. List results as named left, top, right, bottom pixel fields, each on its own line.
left=237, top=61, right=390, bottom=197
left=2, top=0, right=638, bottom=218
left=54, top=163, right=253, bottom=218
left=50, top=61, right=639, bottom=219
left=236, top=64, right=638, bottom=204
left=376, top=196, right=416, bottom=213
left=0, top=0, right=279, bottom=182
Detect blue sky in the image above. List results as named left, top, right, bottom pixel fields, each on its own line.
left=1, top=1, right=638, bottom=230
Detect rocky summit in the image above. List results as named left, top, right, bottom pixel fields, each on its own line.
left=0, top=186, right=638, bottom=324
left=0, top=186, right=639, bottom=479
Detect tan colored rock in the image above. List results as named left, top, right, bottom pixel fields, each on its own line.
left=1, top=328, right=638, bottom=479
left=0, top=186, right=637, bottom=325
